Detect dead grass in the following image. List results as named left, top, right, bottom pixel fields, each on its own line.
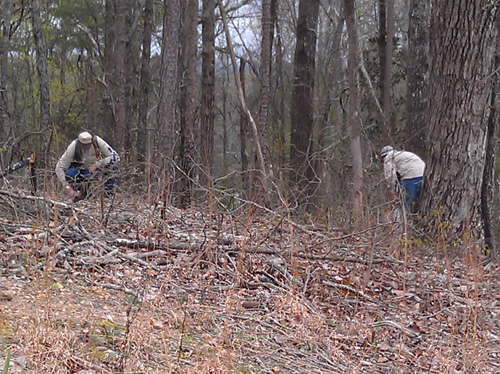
left=0, top=189, right=500, bottom=373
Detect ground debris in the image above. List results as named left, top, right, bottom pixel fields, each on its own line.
left=1, top=188, right=499, bottom=373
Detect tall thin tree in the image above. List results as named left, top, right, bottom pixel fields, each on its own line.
left=344, top=0, right=363, bottom=225
left=31, top=0, right=51, bottom=166
left=289, top=0, right=320, bottom=205
left=200, top=0, right=216, bottom=193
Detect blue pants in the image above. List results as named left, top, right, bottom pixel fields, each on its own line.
left=65, top=165, right=118, bottom=193
left=400, top=177, right=423, bottom=212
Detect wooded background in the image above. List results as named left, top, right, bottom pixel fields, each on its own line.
left=0, top=0, right=498, bottom=254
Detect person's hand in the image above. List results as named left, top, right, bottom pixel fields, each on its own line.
left=88, top=163, right=98, bottom=173
left=64, top=185, right=76, bottom=197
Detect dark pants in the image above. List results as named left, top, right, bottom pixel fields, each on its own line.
left=400, top=176, right=423, bottom=212
left=65, top=165, right=118, bottom=195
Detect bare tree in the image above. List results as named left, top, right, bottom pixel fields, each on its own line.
left=344, top=0, right=363, bottom=225
left=200, top=0, right=216, bottom=192
left=289, top=0, right=320, bottom=206
left=0, top=0, right=13, bottom=145
left=113, top=0, right=127, bottom=156
left=137, top=0, right=153, bottom=172
left=405, top=0, right=429, bottom=156
left=178, top=0, right=198, bottom=207
left=419, top=0, right=497, bottom=238
left=155, top=0, right=180, bottom=187
left=30, top=0, right=51, bottom=165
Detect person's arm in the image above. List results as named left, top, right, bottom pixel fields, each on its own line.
left=55, top=141, right=77, bottom=187
left=383, top=157, right=398, bottom=194
left=93, top=136, right=120, bottom=169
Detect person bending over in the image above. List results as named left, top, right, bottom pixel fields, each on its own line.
left=55, top=131, right=120, bottom=202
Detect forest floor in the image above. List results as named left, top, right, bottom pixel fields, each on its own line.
left=0, top=187, right=500, bottom=373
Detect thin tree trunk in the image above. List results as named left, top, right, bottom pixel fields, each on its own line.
left=383, top=0, right=394, bottom=134
left=155, top=0, right=180, bottom=187
left=289, top=0, right=320, bottom=206
left=178, top=0, right=198, bottom=207
left=239, top=58, right=250, bottom=195
left=257, top=0, right=272, bottom=194
left=137, top=0, right=153, bottom=172
left=200, top=0, right=216, bottom=192
left=31, top=0, right=51, bottom=166
left=113, top=0, right=126, bottom=157
left=344, top=0, right=364, bottom=226
left=0, top=0, right=13, bottom=144
left=481, top=10, right=500, bottom=257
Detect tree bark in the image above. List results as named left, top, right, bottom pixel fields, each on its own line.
left=257, top=0, right=272, bottom=194
left=200, top=0, right=216, bottom=192
left=155, top=0, right=180, bottom=186
left=239, top=59, right=250, bottom=195
left=419, top=0, right=497, bottom=238
left=112, top=0, right=127, bottom=157
left=405, top=0, right=429, bottom=157
left=178, top=0, right=198, bottom=207
left=0, top=0, right=13, bottom=145
left=30, top=0, right=51, bottom=167
left=344, top=0, right=364, bottom=226
left=137, top=0, right=153, bottom=171
left=289, top=0, right=320, bottom=205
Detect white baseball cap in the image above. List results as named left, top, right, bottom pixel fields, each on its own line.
left=78, top=132, right=93, bottom=144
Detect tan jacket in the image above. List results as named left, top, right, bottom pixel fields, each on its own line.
left=55, top=136, right=120, bottom=186
left=383, top=150, right=425, bottom=190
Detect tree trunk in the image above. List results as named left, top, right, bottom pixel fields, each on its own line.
left=239, top=58, right=250, bottom=195
left=289, top=0, right=320, bottom=206
left=137, top=0, right=153, bottom=172
left=481, top=10, right=500, bottom=257
left=178, top=0, right=198, bottom=207
left=155, top=0, right=180, bottom=189
left=31, top=0, right=51, bottom=167
left=113, top=0, right=126, bottom=157
left=0, top=0, right=13, bottom=145
left=405, top=0, right=429, bottom=157
left=419, top=0, right=497, bottom=238
left=257, top=0, right=272, bottom=197
left=344, top=0, right=364, bottom=226
left=200, top=0, right=216, bottom=193
left=383, top=0, right=394, bottom=136
left=377, top=0, right=389, bottom=140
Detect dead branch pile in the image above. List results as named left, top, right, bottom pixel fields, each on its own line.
left=0, top=188, right=499, bottom=373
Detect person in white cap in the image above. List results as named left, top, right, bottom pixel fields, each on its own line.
left=55, top=131, right=120, bottom=202
left=380, top=145, right=425, bottom=212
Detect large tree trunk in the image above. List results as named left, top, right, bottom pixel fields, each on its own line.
left=178, top=0, right=198, bottom=207
left=137, top=0, right=153, bottom=172
left=405, top=0, right=429, bottom=157
left=289, top=0, right=320, bottom=206
left=155, top=0, right=180, bottom=189
left=344, top=0, right=364, bottom=226
left=200, top=0, right=216, bottom=193
left=419, top=1, right=497, bottom=237
left=31, top=0, right=51, bottom=167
